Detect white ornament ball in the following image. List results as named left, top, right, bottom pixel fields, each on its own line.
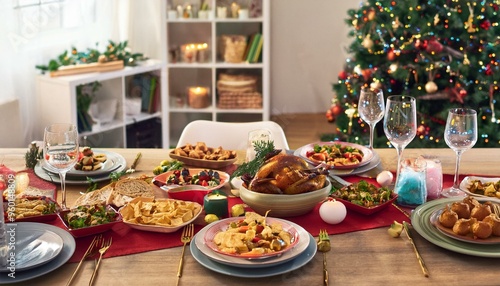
left=376, top=171, right=394, bottom=187
left=319, top=200, right=347, bottom=225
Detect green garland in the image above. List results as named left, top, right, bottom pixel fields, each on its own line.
left=35, top=40, right=146, bottom=73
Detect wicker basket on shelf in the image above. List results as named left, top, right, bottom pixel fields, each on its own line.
left=218, top=92, right=263, bottom=109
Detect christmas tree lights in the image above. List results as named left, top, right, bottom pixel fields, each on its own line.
left=325, top=0, right=500, bottom=148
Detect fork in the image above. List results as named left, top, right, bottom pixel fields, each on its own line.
left=89, top=237, right=113, bottom=286
left=317, top=230, right=331, bottom=286
left=66, top=235, right=102, bottom=286
left=176, top=224, right=194, bottom=286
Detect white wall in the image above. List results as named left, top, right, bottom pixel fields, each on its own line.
left=270, top=0, right=360, bottom=114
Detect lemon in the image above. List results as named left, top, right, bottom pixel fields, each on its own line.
left=231, top=204, right=246, bottom=217
left=160, top=160, right=170, bottom=166
left=204, top=214, right=219, bottom=224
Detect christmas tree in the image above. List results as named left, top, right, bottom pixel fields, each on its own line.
left=324, top=0, right=500, bottom=148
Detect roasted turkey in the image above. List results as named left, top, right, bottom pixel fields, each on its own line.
left=246, top=153, right=328, bottom=195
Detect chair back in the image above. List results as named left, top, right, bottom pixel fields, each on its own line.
left=176, top=120, right=289, bottom=150
left=0, top=98, right=23, bottom=147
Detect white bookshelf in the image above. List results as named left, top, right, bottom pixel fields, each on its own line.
left=162, top=0, right=270, bottom=147
left=36, top=59, right=167, bottom=148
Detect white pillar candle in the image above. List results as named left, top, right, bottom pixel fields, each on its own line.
left=425, top=158, right=443, bottom=200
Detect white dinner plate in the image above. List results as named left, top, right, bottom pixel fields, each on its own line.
left=459, top=176, right=500, bottom=202
left=195, top=220, right=310, bottom=268
left=34, top=150, right=126, bottom=185
left=190, top=232, right=317, bottom=278
left=42, top=150, right=127, bottom=178
left=0, top=222, right=76, bottom=284
left=0, top=226, right=63, bottom=272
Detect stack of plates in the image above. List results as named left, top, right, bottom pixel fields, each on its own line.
left=190, top=217, right=317, bottom=277
left=411, top=198, right=500, bottom=258
left=0, top=222, right=76, bottom=283
left=34, top=150, right=127, bottom=185
left=294, top=141, right=381, bottom=176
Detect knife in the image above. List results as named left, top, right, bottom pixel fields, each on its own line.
left=403, top=222, right=429, bottom=277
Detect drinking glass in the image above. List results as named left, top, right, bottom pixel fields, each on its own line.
left=442, top=108, right=477, bottom=197
left=358, top=88, right=385, bottom=149
left=383, top=95, right=417, bottom=184
left=245, top=129, right=272, bottom=162
left=43, top=123, right=79, bottom=209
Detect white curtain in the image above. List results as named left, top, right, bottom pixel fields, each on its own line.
left=0, top=0, right=132, bottom=147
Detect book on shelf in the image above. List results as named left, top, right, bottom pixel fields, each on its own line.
left=242, top=33, right=257, bottom=61
left=245, top=33, right=261, bottom=62
left=251, top=35, right=263, bottom=63
left=129, top=73, right=160, bottom=114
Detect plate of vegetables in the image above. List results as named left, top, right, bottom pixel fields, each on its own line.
left=330, top=180, right=397, bottom=215
left=153, top=168, right=229, bottom=192
left=294, top=141, right=373, bottom=169
left=58, top=204, right=122, bottom=238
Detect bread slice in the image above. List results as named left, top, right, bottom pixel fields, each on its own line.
left=74, top=184, right=113, bottom=206
left=106, top=178, right=155, bottom=207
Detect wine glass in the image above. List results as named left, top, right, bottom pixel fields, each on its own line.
left=358, top=88, right=385, bottom=149
left=442, top=108, right=477, bottom=197
left=43, top=123, right=79, bottom=209
left=383, top=95, right=417, bottom=184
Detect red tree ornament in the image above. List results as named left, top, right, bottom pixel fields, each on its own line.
left=338, top=70, right=348, bottom=80
left=480, top=20, right=491, bottom=30
left=426, top=39, right=443, bottom=54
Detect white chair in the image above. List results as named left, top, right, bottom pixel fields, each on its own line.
left=0, top=98, right=23, bottom=147
left=176, top=120, right=290, bottom=150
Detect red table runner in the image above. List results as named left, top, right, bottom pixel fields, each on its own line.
left=7, top=166, right=466, bottom=263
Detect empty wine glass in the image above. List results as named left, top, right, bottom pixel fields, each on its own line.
left=442, top=108, right=477, bottom=197
left=358, top=88, right=385, bottom=149
left=43, top=123, right=79, bottom=209
left=383, top=95, right=417, bottom=184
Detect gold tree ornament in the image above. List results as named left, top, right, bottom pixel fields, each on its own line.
left=362, top=34, right=374, bottom=49
left=425, top=81, right=438, bottom=93
left=434, top=14, right=440, bottom=26
left=463, top=54, right=471, bottom=65
left=392, top=17, right=401, bottom=30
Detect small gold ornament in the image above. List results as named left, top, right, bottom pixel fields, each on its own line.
left=367, top=9, right=376, bottom=21
left=425, top=81, right=438, bottom=93
left=434, top=14, right=440, bottom=26
left=370, top=80, right=382, bottom=90
left=362, top=35, right=374, bottom=49
left=463, top=54, right=470, bottom=65
left=392, top=17, right=401, bottom=30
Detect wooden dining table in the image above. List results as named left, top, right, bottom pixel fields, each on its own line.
left=1, top=147, right=499, bottom=286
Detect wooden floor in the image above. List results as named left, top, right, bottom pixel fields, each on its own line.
left=271, top=113, right=335, bottom=150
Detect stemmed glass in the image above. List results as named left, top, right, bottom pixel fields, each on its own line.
left=442, top=108, right=477, bottom=197
left=43, top=123, right=79, bottom=209
left=358, top=88, right=385, bottom=149
left=383, top=95, right=417, bottom=183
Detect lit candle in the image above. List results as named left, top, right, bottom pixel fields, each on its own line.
left=231, top=2, right=240, bottom=18
left=196, top=43, right=208, bottom=62
left=188, top=86, right=209, bottom=108
left=203, top=190, right=228, bottom=218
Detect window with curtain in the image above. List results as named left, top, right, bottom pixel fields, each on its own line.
left=0, top=0, right=131, bottom=147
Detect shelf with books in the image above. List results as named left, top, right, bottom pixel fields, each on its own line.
left=162, top=0, right=270, bottom=147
